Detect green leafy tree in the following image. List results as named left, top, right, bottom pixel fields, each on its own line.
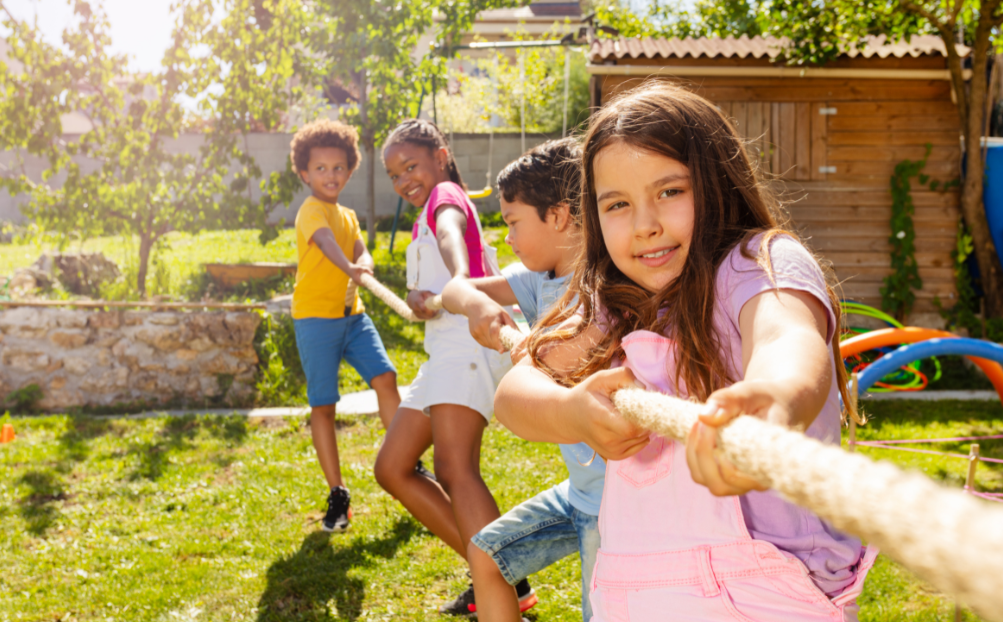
left=311, top=0, right=516, bottom=246
left=0, top=0, right=305, bottom=296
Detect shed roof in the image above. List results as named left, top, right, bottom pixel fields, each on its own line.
left=589, top=35, right=970, bottom=62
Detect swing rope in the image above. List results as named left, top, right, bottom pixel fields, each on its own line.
left=358, top=274, right=1003, bottom=619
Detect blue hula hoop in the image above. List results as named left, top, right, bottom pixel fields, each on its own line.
left=856, top=338, right=1003, bottom=395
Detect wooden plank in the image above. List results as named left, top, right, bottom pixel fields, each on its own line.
left=839, top=282, right=956, bottom=298
left=818, top=251, right=952, bottom=267
left=771, top=103, right=781, bottom=173
left=0, top=300, right=267, bottom=310
left=794, top=102, right=812, bottom=180
left=810, top=102, right=828, bottom=181
left=789, top=206, right=959, bottom=223
left=779, top=102, right=796, bottom=178
left=827, top=145, right=960, bottom=162
left=732, top=101, right=748, bottom=138
left=718, top=101, right=733, bottom=117
left=828, top=131, right=959, bottom=146
left=690, top=83, right=952, bottom=103
left=804, top=236, right=954, bottom=252
left=783, top=189, right=958, bottom=207
left=746, top=101, right=768, bottom=168
left=832, top=101, right=959, bottom=116
left=800, top=222, right=956, bottom=237
left=825, top=266, right=955, bottom=279
left=828, top=114, right=960, bottom=131
left=822, top=160, right=960, bottom=177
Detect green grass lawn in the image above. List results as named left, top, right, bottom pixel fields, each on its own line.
left=1, top=400, right=1000, bottom=621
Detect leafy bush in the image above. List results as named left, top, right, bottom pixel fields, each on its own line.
left=254, top=312, right=307, bottom=406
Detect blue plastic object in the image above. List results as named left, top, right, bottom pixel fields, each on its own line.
left=983, top=138, right=1003, bottom=267
left=856, top=338, right=1003, bottom=394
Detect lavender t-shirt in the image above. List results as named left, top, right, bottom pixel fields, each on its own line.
left=714, top=233, right=862, bottom=596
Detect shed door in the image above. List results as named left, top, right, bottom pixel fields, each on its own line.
left=718, top=101, right=829, bottom=182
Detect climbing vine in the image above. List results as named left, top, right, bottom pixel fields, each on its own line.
left=881, top=144, right=960, bottom=322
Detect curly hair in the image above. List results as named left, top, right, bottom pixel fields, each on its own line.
left=497, top=137, right=582, bottom=222
left=290, top=119, right=361, bottom=175
left=382, top=119, right=465, bottom=188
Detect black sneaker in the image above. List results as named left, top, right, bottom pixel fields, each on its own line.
left=322, top=486, right=351, bottom=532
left=415, top=459, right=436, bottom=481
left=439, top=578, right=537, bottom=617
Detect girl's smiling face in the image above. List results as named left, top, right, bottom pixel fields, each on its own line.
left=384, top=142, right=450, bottom=208
left=594, top=141, right=695, bottom=293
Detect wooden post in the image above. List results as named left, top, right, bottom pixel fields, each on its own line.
left=980, top=298, right=987, bottom=339
left=956, top=443, right=980, bottom=621
left=848, top=372, right=859, bottom=452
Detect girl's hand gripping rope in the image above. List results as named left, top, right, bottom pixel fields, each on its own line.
left=565, top=367, right=652, bottom=461
left=406, top=290, right=439, bottom=320
left=466, top=298, right=520, bottom=353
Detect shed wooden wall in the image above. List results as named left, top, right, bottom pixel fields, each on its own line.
left=594, top=73, right=961, bottom=319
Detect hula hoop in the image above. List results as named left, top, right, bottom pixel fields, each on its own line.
left=842, top=328, right=1003, bottom=400
left=857, top=338, right=1003, bottom=397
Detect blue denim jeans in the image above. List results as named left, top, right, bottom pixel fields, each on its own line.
left=471, top=481, right=600, bottom=622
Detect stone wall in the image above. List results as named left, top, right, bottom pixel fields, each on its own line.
left=0, top=308, right=261, bottom=411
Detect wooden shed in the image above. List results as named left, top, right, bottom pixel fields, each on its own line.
left=588, top=35, right=971, bottom=323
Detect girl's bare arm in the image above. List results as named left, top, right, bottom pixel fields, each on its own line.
left=688, top=288, right=832, bottom=496
left=495, top=318, right=650, bottom=459
left=434, top=204, right=470, bottom=278
left=441, top=276, right=519, bottom=352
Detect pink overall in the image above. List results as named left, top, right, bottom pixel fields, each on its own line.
left=589, top=331, right=877, bottom=622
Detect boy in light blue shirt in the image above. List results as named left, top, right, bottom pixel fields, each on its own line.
left=441, top=138, right=601, bottom=621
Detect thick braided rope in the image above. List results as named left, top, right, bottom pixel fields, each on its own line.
left=358, top=278, right=1003, bottom=615
left=611, top=389, right=1003, bottom=621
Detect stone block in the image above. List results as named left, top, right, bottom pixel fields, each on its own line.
left=114, top=341, right=154, bottom=370
left=122, top=311, right=146, bottom=326
left=140, top=362, right=166, bottom=372
left=94, top=334, right=120, bottom=348
left=39, top=389, right=82, bottom=411
left=50, top=330, right=89, bottom=349
left=135, top=326, right=184, bottom=352
left=223, top=313, right=260, bottom=346
left=88, top=311, right=121, bottom=329
left=185, top=377, right=201, bottom=395
left=175, top=349, right=199, bottom=361
left=148, top=313, right=181, bottom=326
left=200, top=375, right=221, bottom=396
left=201, top=353, right=241, bottom=375
left=51, top=310, right=88, bottom=328
left=97, top=349, right=112, bottom=366
left=186, top=313, right=229, bottom=343
left=170, top=363, right=191, bottom=375
left=187, top=337, right=214, bottom=352
left=3, top=349, right=50, bottom=371
left=0, top=307, right=53, bottom=333
left=81, top=367, right=129, bottom=393
left=50, top=376, right=67, bottom=390
left=230, top=346, right=259, bottom=364
left=45, top=360, right=64, bottom=373
left=64, top=357, right=93, bottom=375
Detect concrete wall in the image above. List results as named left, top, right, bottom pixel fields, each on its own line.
left=1, top=132, right=558, bottom=226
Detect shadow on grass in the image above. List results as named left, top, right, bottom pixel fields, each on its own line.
left=58, top=415, right=115, bottom=465
left=256, top=518, right=419, bottom=621
left=17, top=470, right=69, bottom=536
left=127, top=415, right=250, bottom=481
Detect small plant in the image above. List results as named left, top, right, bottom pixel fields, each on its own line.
left=5, top=384, right=43, bottom=413
left=254, top=311, right=307, bottom=406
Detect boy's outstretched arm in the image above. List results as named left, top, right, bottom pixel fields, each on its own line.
left=312, top=228, right=371, bottom=285
left=441, top=276, right=519, bottom=352
left=495, top=319, right=650, bottom=460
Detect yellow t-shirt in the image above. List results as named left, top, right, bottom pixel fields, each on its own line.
left=292, top=196, right=366, bottom=319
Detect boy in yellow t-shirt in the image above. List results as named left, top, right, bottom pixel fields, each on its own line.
left=290, top=119, right=418, bottom=533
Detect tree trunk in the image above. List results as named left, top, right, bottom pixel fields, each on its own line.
left=137, top=232, right=154, bottom=298
left=957, top=7, right=1003, bottom=316
left=357, top=68, right=376, bottom=246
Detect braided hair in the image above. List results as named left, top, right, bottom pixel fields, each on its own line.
left=382, top=119, right=466, bottom=189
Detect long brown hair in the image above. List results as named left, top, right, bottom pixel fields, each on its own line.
left=529, top=82, right=859, bottom=424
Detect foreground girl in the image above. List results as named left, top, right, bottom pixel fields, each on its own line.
left=495, top=83, right=876, bottom=621
left=373, top=120, right=522, bottom=613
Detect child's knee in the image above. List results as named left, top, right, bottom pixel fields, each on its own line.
left=468, top=541, right=501, bottom=578
left=373, top=445, right=405, bottom=492
left=311, top=404, right=336, bottom=424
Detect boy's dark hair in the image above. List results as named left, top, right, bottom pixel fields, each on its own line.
left=290, top=119, right=361, bottom=175
left=496, top=137, right=581, bottom=222
left=382, top=119, right=465, bottom=188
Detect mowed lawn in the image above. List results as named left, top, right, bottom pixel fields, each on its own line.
left=0, top=400, right=1000, bottom=621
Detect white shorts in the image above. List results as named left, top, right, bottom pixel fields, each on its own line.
left=400, top=311, right=513, bottom=421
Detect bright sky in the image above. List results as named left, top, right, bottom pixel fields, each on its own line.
left=4, top=0, right=175, bottom=72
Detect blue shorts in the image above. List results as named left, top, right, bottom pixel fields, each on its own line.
left=471, top=482, right=600, bottom=622
left=293, top=313, right=396, bottom=407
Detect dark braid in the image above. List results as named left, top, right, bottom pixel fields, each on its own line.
left=383, top=119, right=466, bottom=189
